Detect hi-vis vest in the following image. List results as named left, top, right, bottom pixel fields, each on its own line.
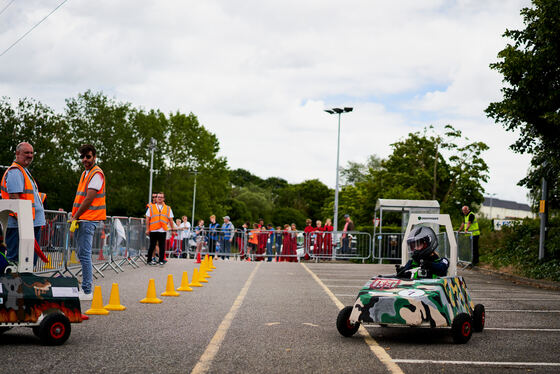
left=1, top=162, right=46, bottom=219
left=148, top=203, right=171, bottom=231
left=464, top=212, right=480, bottom=236
left=72, top=165, right=106, bottom=221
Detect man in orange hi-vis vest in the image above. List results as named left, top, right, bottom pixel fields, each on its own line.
left=69, top=144, right=106, bottom=301
left=145, top=192, right=175, bottom=265
left=1, top=142, right=46, bottom=263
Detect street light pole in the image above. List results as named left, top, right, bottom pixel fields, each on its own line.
left=147, top=138, right=157, bottom=204
left=488, top=193, right=497, bottom=219
left=191, top=170, right=197, bottom=228
left=324, top=107, right=353, bottom=236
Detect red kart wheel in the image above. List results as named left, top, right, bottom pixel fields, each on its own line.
left=50, top=321, right=66, bottom=339
left=452, top=313, right=473, bottom=344
left=39, top=313, right=71, bottom=346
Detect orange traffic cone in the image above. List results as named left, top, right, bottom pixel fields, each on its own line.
left=203, top=254, right=213, bottom=272
left=177, top=271, right=193, bottom=292
left=85, top=286, right=109, bottom=315
left=97, top=249, right=106, bottom=261
left=189, top=268, right=203, bottom=287
left=201, top=262, right=211, bottom=279
left=104, top=283, right=126, bottom=311
left=195, top=252, right=201, bottom=264
left=210, top=255, right=216, bottom=269
left=198, top=266, right=209, bottom=283
left=161, top=274, right=180, bottom=297
left=140, top=279, right=163, bottom=303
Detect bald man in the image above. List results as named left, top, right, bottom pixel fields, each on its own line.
left=0, top=142, right=46, bottom=262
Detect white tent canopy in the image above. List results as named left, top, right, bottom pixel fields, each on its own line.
left=374, top=199, right=440, bottom=233
left=375, top=199, right=440, bottom=211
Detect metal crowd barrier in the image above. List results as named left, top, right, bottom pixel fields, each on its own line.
left=129, top=217, right=147, bottom=263
left=33, top=209, right=68, bottom=276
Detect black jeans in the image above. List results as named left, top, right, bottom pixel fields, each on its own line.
left=472, top=235, right=480, bottom=265
left=148, top=232, right=166, bottom=262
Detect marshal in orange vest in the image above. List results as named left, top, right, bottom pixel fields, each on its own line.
left=1, top=162, right=46, bottom=219
left=147, top=203, right=171, bottom=231
left=72, top=165, right=106, bottom=221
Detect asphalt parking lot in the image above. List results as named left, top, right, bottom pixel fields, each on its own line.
left=2, top=259, right=560, bottom=373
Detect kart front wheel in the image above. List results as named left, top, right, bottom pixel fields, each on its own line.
left=39, top=313, right=71, bottom=346
left=473, top=304, right=485, bottom=332
left=337, top=306, right=359, bottom=337
left=452, top=313, right=473, bottom=344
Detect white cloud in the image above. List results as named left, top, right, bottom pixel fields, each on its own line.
left=0, top=0, right=535, bottom=206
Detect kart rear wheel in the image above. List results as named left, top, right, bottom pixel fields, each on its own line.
left=473, top=304, right=485, bottom=332
left=39, top=313, right=71, bottom=346
left=452, top=313, right=473, bottom=344
left=337, top=306, right=359, bottom=337
left=32, top=326, right=41, bottom=337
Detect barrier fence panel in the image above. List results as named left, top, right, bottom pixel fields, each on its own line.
left=374, top=232, right=404, bottom=263
left=129, top=217, right=147, bottom=263
left=318, top=231, right=371, bottom=261
left=456, top=232, right=473, bottom=264
left=110, top=216, right=139, bottom=270
left=34, top=209, right=68, bottom=275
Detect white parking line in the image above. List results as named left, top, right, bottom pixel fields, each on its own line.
left=470, top=289, right=559, bottom=293
left=487, top=309, right=560, bottom=313
left=393, top=359, right=560, bottom=367
left=485, top=327, right=560, bottom=332
left=474, top=298, right=560, bottom=301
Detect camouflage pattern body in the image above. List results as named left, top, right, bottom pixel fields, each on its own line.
left=349, top=276, right=475, bottom=327
left=0, top=273, right=82, bottom=324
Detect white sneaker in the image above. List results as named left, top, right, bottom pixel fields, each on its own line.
left=78, top=290, right=93, bottom=301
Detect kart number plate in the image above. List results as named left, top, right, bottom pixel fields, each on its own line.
left=369, top=279, right=401, bottom=290
left=51, top=287, right=79, bottom=298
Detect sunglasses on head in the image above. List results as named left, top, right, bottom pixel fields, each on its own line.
left=80, top=154, right=93, bottom=160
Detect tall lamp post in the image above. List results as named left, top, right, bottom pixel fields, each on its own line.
left=324, top=107, right=353, bottom=236
left=147, top=138, right=157, bottom=204
left=191, top=170, right=198, bottom=229
left=488, top=193, right=497, bottom=220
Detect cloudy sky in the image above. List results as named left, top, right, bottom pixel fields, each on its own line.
left=0, top=0, right=533, bottom=204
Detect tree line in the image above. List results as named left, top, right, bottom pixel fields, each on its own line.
left=1, top=91, right=491, bottom=230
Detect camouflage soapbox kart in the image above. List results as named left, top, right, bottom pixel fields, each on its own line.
left=336, top=214, right=485, bottom=343
left=0, top=200, right=83, bottom=345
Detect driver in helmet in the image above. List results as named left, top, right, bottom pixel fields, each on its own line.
left=396, top=226, right=449, bottom=279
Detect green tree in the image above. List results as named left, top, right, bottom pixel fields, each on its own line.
left=485, top=0, right=560, bottom=209
left=64, top=91, right=229, bottom=217
left=327, top=126, right=489, bottom=226
left=277, top=179, right=331, bottom=221
left=272, top=207, right=306, bottom=228
left=0, top=97, right=75, bottom=211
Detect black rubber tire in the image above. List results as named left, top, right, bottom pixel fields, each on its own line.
left=452, top=313, right=473, bottom=344
left=32, top=326, right=41, bottom=337
left=0, top=327, right=12, bottom=334
left=473, top=304, right=485, bottom=332
left=39, top=313, right=71, bottom=346
left=336, top=306, right=359, bottom=337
